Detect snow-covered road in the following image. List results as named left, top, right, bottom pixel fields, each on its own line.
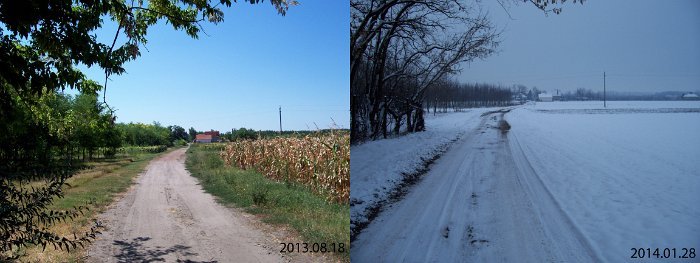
left=350, top=108, right=493, bottom=236
left=352, top=109, right=600, bottom=262
left=351, top=101, right=700, bottom=262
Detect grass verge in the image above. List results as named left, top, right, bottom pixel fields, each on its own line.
left=185, top=144, right=350, bottom=261
left=15, top=147, right=179, bottom=262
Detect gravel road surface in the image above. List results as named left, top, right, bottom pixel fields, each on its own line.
left=87, top=148, right=289, bottom=262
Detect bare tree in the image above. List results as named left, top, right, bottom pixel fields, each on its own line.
left=350, top=0, right=585, bottom=142
left=351, top=0, right=499, bottom=142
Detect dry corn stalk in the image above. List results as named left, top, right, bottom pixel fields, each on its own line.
left=220, top=132, right=350, bottom=204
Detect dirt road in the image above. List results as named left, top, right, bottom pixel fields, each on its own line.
left=351, top=110, right=601, bottom=262
left=87, top=148, right=285, bottom=262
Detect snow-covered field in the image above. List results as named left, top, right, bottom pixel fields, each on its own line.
left=522, top=100, right=700, bottom=110
left=351, top=100, right=700, bottom=262
left=507, top=100, right=700, bottom=261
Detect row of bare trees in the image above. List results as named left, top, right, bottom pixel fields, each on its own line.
left=350, top=0, right=585, bottom=143
left=425, top=80, right=513, bottom=113
left=350, top=0, right=500, bottom=142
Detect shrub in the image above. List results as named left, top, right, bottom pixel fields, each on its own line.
left=175, top=139, right=188, bottom=146
left=119, top=145, right=168, bottom=155
left=251, top=182, right=270, bottom=206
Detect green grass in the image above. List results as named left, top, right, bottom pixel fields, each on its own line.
left=17, top=148, right=179, bottom=262
left=52, top=151, right=169, bottom=211
left=186, top=144, right=350, bottom=261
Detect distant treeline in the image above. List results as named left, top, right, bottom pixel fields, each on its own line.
left=576, top=90, right=698, bottom=101
left=424, top=81, right=514, bottom=112
left=352, top=77, right=514, bottom=141
left=542, top=89, right=699, bottom=101
left=120, top=122, right=188, bottom=147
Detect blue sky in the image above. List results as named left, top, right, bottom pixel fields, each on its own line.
left=79, top=1, right=348, bottom=132
left=458, top=1, right=700, bottom=94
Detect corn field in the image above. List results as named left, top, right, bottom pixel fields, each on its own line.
left=220, top=132, right=350, bottom=204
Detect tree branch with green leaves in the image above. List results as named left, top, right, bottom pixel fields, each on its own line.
left=0, top=0, right=296, bottom=258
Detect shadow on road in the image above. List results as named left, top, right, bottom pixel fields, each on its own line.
left=112, top=237, right=217, bottom=263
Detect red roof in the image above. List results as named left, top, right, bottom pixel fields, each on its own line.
left=204, top=130, right=220, bottom=136
left=196, top=134, right=213, bottom=140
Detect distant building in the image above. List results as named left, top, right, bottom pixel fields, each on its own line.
left=204, top=130, right=220, bottom=138
left=512, top=93, right=527, bottom=104
left=195, top=130, right=220, bottom=143
left=682, top=93, right=699, bottom=100
left=195, top=134, right=213, bottom=143
left=552, top=90, right=561, bottom=101
left=538, top=93, right=553, bottom=102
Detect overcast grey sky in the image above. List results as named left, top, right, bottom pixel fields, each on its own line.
left=458, top=1, right=700, bottom=94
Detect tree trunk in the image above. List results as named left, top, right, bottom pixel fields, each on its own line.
left=414, top=107, right=425, bottom=131
left=381, top=104, right=388, bottom=139
left=406, top=110, right=413, bottom=132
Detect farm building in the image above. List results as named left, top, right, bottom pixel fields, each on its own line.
left=195, top=130, right=221, bottom=143
left=195, top=134, right=213, bottom=143
left=682, top=93, right=699, bottom=100
left=538, top=93, right=553, bottom=102
left=552, top=93, right=561, bottom=101
left=204, top=130, right=220, bottom=137
left=512, top=93, right=527, bottom=104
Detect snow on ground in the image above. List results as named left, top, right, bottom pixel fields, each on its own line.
left=352, top=109, right=602, bottom=262
left=507, top=100, right=700, bottom=261
left=525, top=100, right=700, bottom=110
left=524, top=100, right=700, bottom=114
left=352, top=100, right=699, bottom=262
left=350, top=108, right=493, bottom=234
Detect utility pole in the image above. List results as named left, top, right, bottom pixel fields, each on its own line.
left=278, top=106, right=282, bottom=134
left=603, top=71, right=606, bottom=108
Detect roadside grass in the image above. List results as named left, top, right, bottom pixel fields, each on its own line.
left=186, top=144, right=350, bottom=261
left=15, top=148, right=178, bottom=263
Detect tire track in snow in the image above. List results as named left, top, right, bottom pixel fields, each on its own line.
left=507, top=131, right=603, bottom=262
left=352, top=114, right=492, bottom=262
left=350, top=112, right=486, bottom=241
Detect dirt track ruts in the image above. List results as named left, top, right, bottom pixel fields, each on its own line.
left=87, top=148, right=286, bottom=262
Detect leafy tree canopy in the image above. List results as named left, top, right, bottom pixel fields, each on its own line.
left=0, top=0, right=296, bottom=101
left=169, top=125, right=189, bottom=142
left=0, top=0, right=295, bottom=258
left=188, top=127, right=198, bottom=141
